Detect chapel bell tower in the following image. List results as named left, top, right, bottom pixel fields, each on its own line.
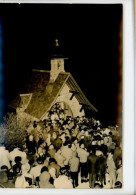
left=50, top=39, right=68, bottom=82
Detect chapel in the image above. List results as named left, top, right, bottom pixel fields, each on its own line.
left=10, top=39, right=98, bottom=122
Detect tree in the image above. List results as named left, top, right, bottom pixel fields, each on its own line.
left=0, top=112, right=27, bottom=151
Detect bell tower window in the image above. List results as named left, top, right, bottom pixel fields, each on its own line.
left=50, top=39, right=68, bottom=82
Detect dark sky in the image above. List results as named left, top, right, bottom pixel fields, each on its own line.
left=0, top=3, right=122, bottom=126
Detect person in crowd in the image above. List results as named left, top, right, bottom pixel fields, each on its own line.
left=0, top=106, right=122, bottom=189
left=42, top=129, right=48, bottom=142
left=104, top=171, right=111, bottom=189
left=21, top=160, right=30, bottom=175
left=52, top=135, right=63, bottom=150
left=39, top=171, right=54, bottom=188
left=9, top=146, right=27, bottom=167
left=48, top=158, right=60, bottom=178
left=29, top=157, right=44, bottom=184
left=61, top=142, right=73, bottom=174
left=107, top=152, right=116, bottom=189
left=77, top=143, right=89, bottom=183
left=41, top=166, right=48, bottom=174
left=0, top=145, right=11, bottom=170
left=116, top=160, right=122, bottom=184
left=54, top=149, right=65, bottom=168
left=48, top=145, right=56, bottom=158
left=43, top=157, right=50, bottom=167
left=37, top=140, right=46, bottom=160
left=46, top=134, right=51, bottom=147
left=69, top=152, right=80, bottom=188
left=3, top=171, right=15, bottom=188
left=95, top=150, right=106, bottom=187
left=60, top=132, right=66, bottom=144
left=15, top=172, right=33, bottom=188
left=12, top=156, right=22, bottom=177
left=54, top=170, right=73, bottom=189
left=113, top=145, right=122, bottom=168
left=50, top=132, right=57, bottom=143
left=26, top=135, right=37, bottom=155
left=99, top=139, right=108, bottom=156
left=87, top=149, right=99, bottom=188
left=49, top=167, right=56, bottom=184
left=31, top=125, right=39, bottom=143
left=0, top=165, right=8, bottom=184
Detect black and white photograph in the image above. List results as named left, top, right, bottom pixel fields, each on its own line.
left=0, top=3, right=123, bottom=189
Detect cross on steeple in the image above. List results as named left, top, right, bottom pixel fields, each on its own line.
left=50, top=39, right=68, bottom=83
left=55, top=39, right=59, bottom=47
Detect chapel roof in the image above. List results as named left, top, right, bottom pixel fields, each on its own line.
left=10, top=70, right=98, bottom=120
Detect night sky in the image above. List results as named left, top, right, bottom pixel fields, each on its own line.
left=0, top=3, right=122, bottom=126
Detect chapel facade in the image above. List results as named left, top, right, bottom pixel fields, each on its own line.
left=10, top=40, right=98, bottom=123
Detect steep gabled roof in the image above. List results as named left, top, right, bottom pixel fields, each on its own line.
left=10, top=69, right=98, bottom=120
left=10, top=95, right=21, bottom=109
left=66, top=75, right=98, bottom=112
left=25, top=71, right=69, bottom=119
left=9, top=70, right=50, bottom=109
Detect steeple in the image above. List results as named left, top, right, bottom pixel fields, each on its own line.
left=50, top=39, right=68, bottom=82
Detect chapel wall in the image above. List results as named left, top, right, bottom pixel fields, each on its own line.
left=55, top=84, right=85, bottom=117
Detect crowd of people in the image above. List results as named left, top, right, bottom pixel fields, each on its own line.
left=0, top=103, right=122, bottom=189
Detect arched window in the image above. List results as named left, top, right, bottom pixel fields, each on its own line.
left=49, top=101, right=73, bottom=117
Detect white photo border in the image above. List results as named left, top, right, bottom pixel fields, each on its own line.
left=0, top=0, right=135, bottom=195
